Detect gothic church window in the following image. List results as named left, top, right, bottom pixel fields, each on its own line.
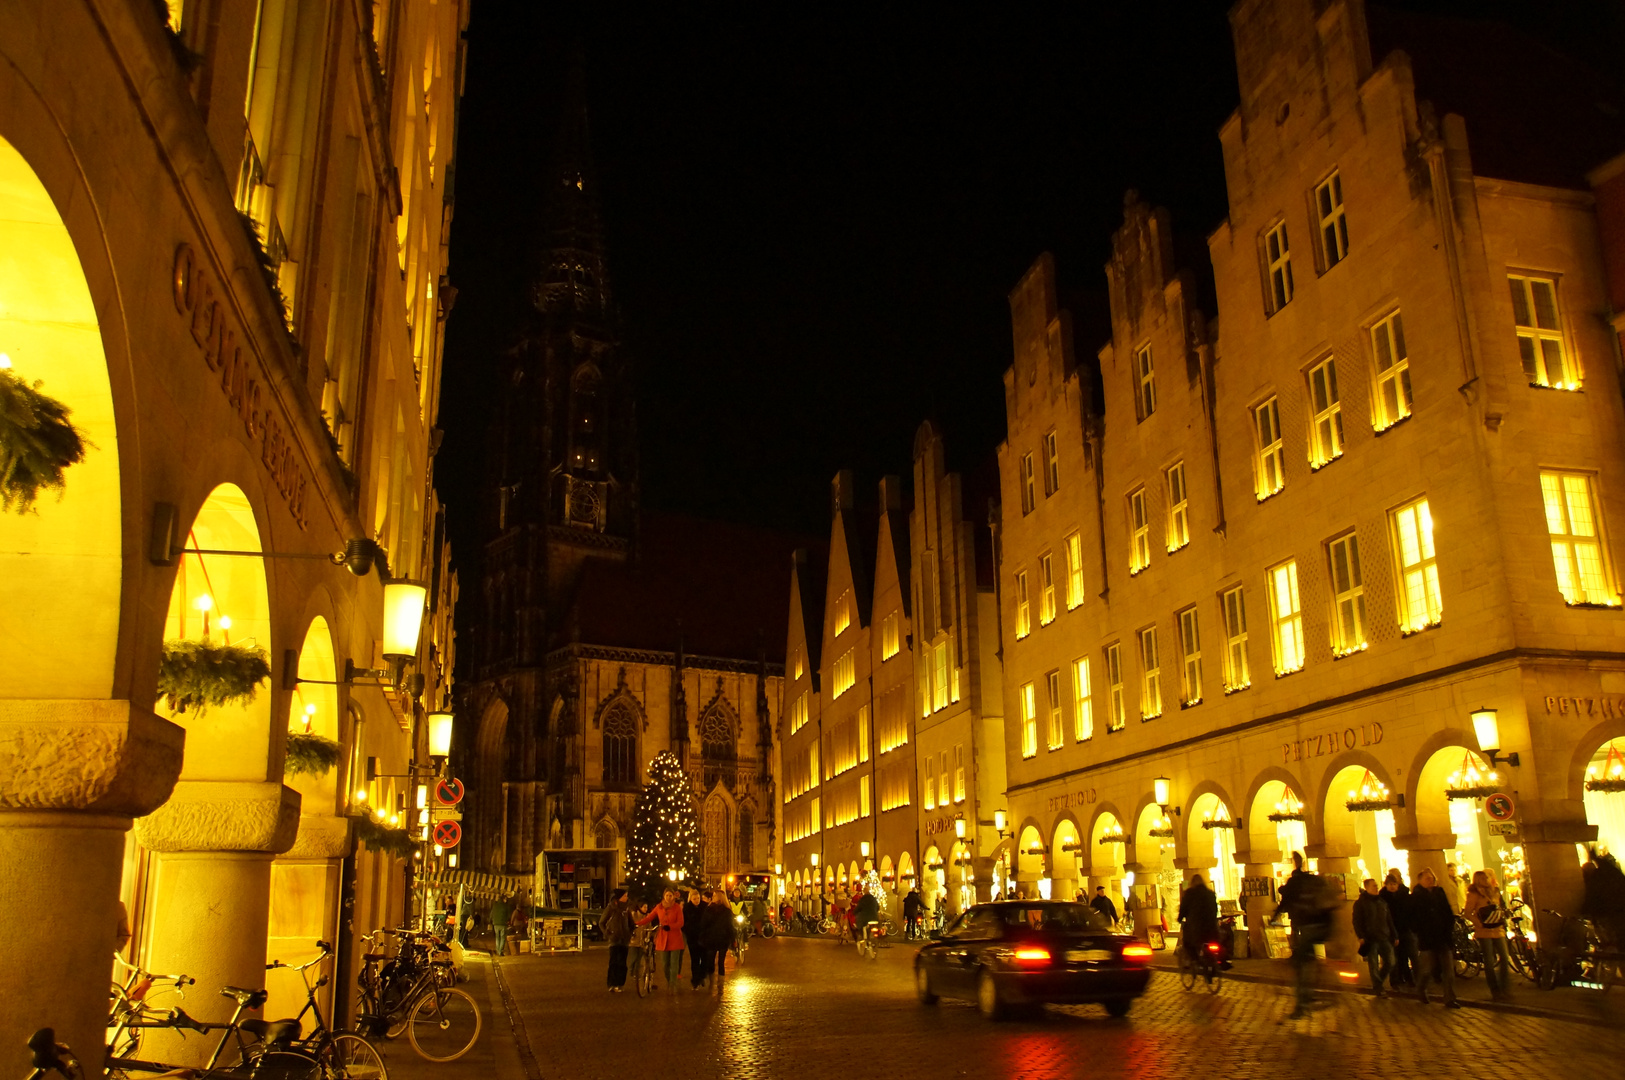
left=700, top=702, right=735, bottom=760
left=602, top=701, right=639, bottom=787
left=704, top=795, right=729, bottom=877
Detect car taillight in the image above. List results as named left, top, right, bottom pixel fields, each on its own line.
left=1012, top=947, right=1051, bottom=963
left=1121, top=944, right=1153, bottom=961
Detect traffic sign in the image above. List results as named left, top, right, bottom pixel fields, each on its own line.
left=436, top=778, right=464, bottom=807
left=1485, top=792, right=1516, bottom=822
left=433, top=819, right=461, bottom=848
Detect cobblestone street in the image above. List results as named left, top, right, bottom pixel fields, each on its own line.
left=447, top=937, right=1625, bottom=1080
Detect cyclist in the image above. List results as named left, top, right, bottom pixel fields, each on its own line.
left=1178, top=873, right=1220, bottom=982
left=854, top=885, right=880, bottom=949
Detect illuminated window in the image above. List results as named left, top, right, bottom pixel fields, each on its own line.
left=1541, top=472, right=1616, bottom=606
left=1178, top=607, right=1202, bottom=705
left=953, top=744, right=965, bottom=802
left=1020, top=682, right=1038, bottom=758
left=1328, top=532, right=1368, bottom=654
left=881, top=610, right=899, bottom=660
left=1021, top=453, right=1036, bottom=515
left=1391, top=497, right=1442, bottom=632
left=932, top=641, right=949, bottom=712
left=810, top=796, right=820, bottom=833
left=1266, top=221, right=1294, bottom=311
left=1510, top=275, right=1577, bottom=389
left=1065, top=532, right=1085, bottom=609
left=1267, top=560, right=1305, bottom=675
left=1222, top=585, right=1250, bottom=691
left=809, top=741, right=819, bottom=789
left=939, top=751, right=949, bottom=804
left=924, top=769, right=935, bottom=810
left=858, top=704, right=870, bottom=763
left=1043, top=431, right=1060, bottom=495
left=1129, top=489, right=1151, bottom=573
left=793, top=646, right=804, bottom=680
left=833, top=649, right=856, bottom=697
left=1072, top=657, right=1093, bottom=741
left=1254, top=397, right=1285, bottom=500
left=833, top=590, right=851, bottom=636
left=1139, top=626, right=1162, bottom=719
left=1136, top=344, right=1157, bottom=420
left=1015, top=571, right=1031, bottom=639
left=1307, top=357, right=1344, bottom=467
left=1039, top=554, right=1057, bottom=625
left=1105, top=643, right=1125, bottom=732
left=1166, top=462, right=1190, bottom=552
left=1316, top=171, right=1348, bottom=268
left=790, top=690, right=810, bottom=734
left=860, top=775, right=871, bottom=819
left=1371, top=311, right=1413, bottom=430
left=1046, top=669, right=1064, bottom=750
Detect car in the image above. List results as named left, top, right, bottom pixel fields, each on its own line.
left=913, top=900, right=1153, bottom=1019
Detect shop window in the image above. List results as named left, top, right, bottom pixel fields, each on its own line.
left=1072, top=657, right=1093, bottom=741
left=1020, top=682, right=1038, bottom=759
left=1254, top=397, right=1285, bottom=500
left=1540, top=471, right=1618, bottom=606
left=1267, top=561, right=1305, bottom=675
left=1391, top=497, right=1442, bottom=633
left=1105, top=643, right=1125, bottom=732
left=1316, top=171, right=1348, bottom=268
left=1307, top=357, right=1344, bottom=468
left=1509, top=275, right=1578, bottom=389
left=1178, top=607, right=1202, bottom=705
left=1328, top=532, right=1368, bottom=655
left=1129, top=489, right=1151, bottom=574
left=1222, top=585, right=1250, bottom=691
left=1139, top=626, right=1162, bottom=719
left=1166, top=462, right=1190, bottom=552
left=1371, top=311, right=1413, bottom=430
left=1015, top=571, right=1031, bottom=639
left=1265, top=221, right=1294, bottom=312
left=1040, top=554, right=1057, bottom=625
left=1065, top=532, right=1085, bottom=609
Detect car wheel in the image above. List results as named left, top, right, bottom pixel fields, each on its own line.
left=977, top=969, right=1007, bottom=1021
left=916, top=964, right=939, bottom=1005
left=1104, top=998, right=1132, bottom=1018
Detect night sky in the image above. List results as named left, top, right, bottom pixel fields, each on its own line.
left=436, top=0, right=1622, bottom=563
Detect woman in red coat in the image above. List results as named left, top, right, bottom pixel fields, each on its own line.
left=637, top=887, right=687, bottom=992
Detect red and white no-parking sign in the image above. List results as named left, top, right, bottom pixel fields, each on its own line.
left=436, top=778, right=464, bottom=806
left=433, top=819, right=461, bottom=848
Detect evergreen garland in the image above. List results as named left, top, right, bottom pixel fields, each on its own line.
left=157, top=639, right=271, bottom=714
left=0, top=367, right=90, bottom=514
left=285, top=731, right=342, bottom=777
left=624, top=751, right=702, bottom=903
left=353, top=815, right=417, bottom=858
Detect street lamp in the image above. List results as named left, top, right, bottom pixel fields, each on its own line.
left=860, top=841, right=871, bottom=858
left=1471, top=707, right=1520, bottom=767
left=810, top=852, right=819, bottom=868
left=1153, top=776, right=1180, bottom=815
left=428, top=709, right=455, bottom=768
left=954, top=815, right=966, bottom=840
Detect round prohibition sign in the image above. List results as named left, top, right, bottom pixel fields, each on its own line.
left=433, top=819, right=462, bottom=848
left=1485, top=792, right=1516, bottom=822
left=436, top=777, right=465, bottom=806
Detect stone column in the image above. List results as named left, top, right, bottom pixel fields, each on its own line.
left=0, top=702, right=183, bottom=1080
left=135, top=780, right=300, bottom=1067
left=1239, top=848, right=1281, bottom=958
left=266, top=814, right=352, bottom=1024
left=971, top=856, right=996, bottom=904
left=1519, top=817, right=1595, bottom=946
left=1307, top=844, right=1360, bottom=961
left=1393, top=833, right=1455, bottom=886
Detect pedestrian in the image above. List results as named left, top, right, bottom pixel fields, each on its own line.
left=1351, top=878, right=1396, bottom=996
left=1178, top=874, right=1219, bottom=978
left=1443, top=863, right=1466, bottom=916
left=602, top=888, right=633, bottom=992
left=1411, top=868, right=1459, bottom=1007
left=854, top=885, right=880, bottom=948
left=638, top=887, right=687, bottom=991
left=1273, top=852, right=1331, bottom=1019
left=490, top=895, right=512, bottom=957
left=699, top=889, right=736, bottom=994
left=1466, top=869, right=1513, bottom=1001
left=683, top=887, right=708, bottom=990
left=903, top=885, right=924, bottom=939
left=1090, top=885, right=1119, bottom=928
left=1581, top=848, right=1625, bottom=946
left=509, top=902, right=528, bottom=952
left=1379, top=870, right=1415, bottom=986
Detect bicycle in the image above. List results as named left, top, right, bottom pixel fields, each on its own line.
left=264, top=941, right=387, bottom=1079
left=1451, top=915, right=1483, bottom=979
left=108, top=956, right=196, bottom=1063
left=24, top=1030, right=79, bottom=1080
left=105, top=983, right=323, bottom=1079
left=1177, top=939, right=1223, bottom=994
left=856, top=922, right=890, bottom=961
left=633, top=944, right=658, bottom=998
left=1505, top=899, right=1541, bottom=984
left=356, top=929, right=481, bottom=1062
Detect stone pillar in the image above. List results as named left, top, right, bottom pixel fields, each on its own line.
left=266, top=815, right=352, bottom=1024
left=135, top=781, right=300, bottom=1067
left=1520, top=817, right=1596, bottom=946
left=0, top=702, right=183, bottom=1080
left=971, top=856, right=996, bottom=904
left=1240, top=848, right=1281, bottom=959
left=1393, top=833, right=1455, bottom=887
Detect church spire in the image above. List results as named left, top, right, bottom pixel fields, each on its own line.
left=533, top=44, right=611, bottom=322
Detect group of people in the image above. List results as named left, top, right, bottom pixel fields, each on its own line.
left=1349, top=863, right=1515, bottom=1006
left=598, top=885, right=759, bottom=994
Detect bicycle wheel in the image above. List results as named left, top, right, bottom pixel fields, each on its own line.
left=1178, top=949, right=1196, bottom=991
left=250, top=1050, right=324, bottom=1080
left=407, top=986, right=482, bottom=1063
left=635, top=956, right=654, bottom=998
left=1206, top=955, right=1222, bottom=994
left=322, top=1033, right=388, bottom=1080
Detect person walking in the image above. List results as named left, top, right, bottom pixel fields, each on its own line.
left=1274, top=852, right=1330, bottom=1019
left=1379, top=871, right=1415, bottom=987
left=1466, top=869, right=1513, bottom=1001
left=1090, top=885, right=1120, bottom=928
left=1412, top=868, right=1460, bottom=1008
left=683, top=887, right=707, bottom=990
left=903, top=886, right=924, bottom=939
left=699, top=889, right=736, bottom=994
left=601, top=889, right=633, bottom=992
left=490, top=895, right=513, bottom=957
left=1443, top=864, right=1466, bottom=916
left=638, top=887, right=687, bottom=991
left=508, top=901, right=528, bottom=952
left=1351, top=878, right=1397, bottom=996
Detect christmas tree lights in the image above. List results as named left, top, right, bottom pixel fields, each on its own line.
left=624, top=751, right=702, bottom=903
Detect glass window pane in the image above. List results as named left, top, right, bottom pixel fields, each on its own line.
left=1532, top=280, right=1559, bottom=330
left=1510, top=278, right=1531, bottom=326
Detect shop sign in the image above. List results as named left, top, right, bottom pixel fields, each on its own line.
left=923, top=815, right=960, bottom=837
left=1045, top=788, right=1098, bottom=812
left=172, top=243, right=309, bottom=529
left=1281, top=722, right=1382, bottom=764
left=1543, top=695, right=1625, bottom=717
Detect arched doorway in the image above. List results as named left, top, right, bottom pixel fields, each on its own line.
left=1188, top=792, right=1240, bottom=902
left=1089, top=811, right=1127, bottom=904
left=898, top=850, right=916, bottom=893
left=1415, top=745, right=1518, bottom=898
left=1015, top=824, right=1047, bottom=899
left=1134, top=802, right=1176, bottom=913
left=949, top=840, right=975, bottom=913
left=473, top=698, right=510, bottom=871
left=1247, top=779, right=1309, bottom=889
left=1584, top=737, right=1625, bottom=857
left=1323, top=762, right=1402, bottom=887
left=1051, top=819, right=1082, bottom=901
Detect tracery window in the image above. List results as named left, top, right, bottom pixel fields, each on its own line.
left=700, top=702, right=736, bottom=760
left=602, top=701, right=638, bottom=787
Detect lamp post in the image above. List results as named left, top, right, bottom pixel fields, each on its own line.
left=1471, top=707, right=1520, bottom=767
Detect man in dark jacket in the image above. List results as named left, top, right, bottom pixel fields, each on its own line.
left=699, top=889, right=737, bottom=994
left=1379, top=871, right=1415, bottom=986
left=903, top=886, right=924, bottom=939
left=1411, top=868, right=1460, bottom=1007
left=683, top=888, right=707, bottom=990
left=601, top=889, right=633, bottom=992
left=1178, top=876, right=1219, bottom=962
left=1351, top=878, right=1397, bottom=996
left=1090, top=886, right=1120, bottom=927
left=1272, top=852, right=1328, bottom=1019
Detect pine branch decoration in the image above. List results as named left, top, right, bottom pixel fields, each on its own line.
left=158, top=639, right=272, bottom=714
left=285, top=731, right=342, bottom=777
left=0, top=368, right=91, bottom=514
left=353, top=815, right=417, bottom=858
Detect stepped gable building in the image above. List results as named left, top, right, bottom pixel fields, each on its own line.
left=996, top=0, right=1625, bottom=960
left=462, top=69, right=798, bottom=888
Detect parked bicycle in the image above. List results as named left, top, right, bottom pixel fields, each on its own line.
left=264, top=941, right=387, bottom=1079
left=105, top=982, right=323, bottom=1079
left=1505, top=898, right=1542, bottom=984
left=355, top=928, right=481, bottom=1062
left=1451, top=915, right=1483, bottom=979
left=108, top=956, right=195, bottom=1063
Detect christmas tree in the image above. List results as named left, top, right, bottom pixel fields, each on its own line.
left=624, top=750, right=702, bottom=903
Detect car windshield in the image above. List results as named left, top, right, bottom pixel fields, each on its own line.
left=996, top=903, right=1112, bottom=932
